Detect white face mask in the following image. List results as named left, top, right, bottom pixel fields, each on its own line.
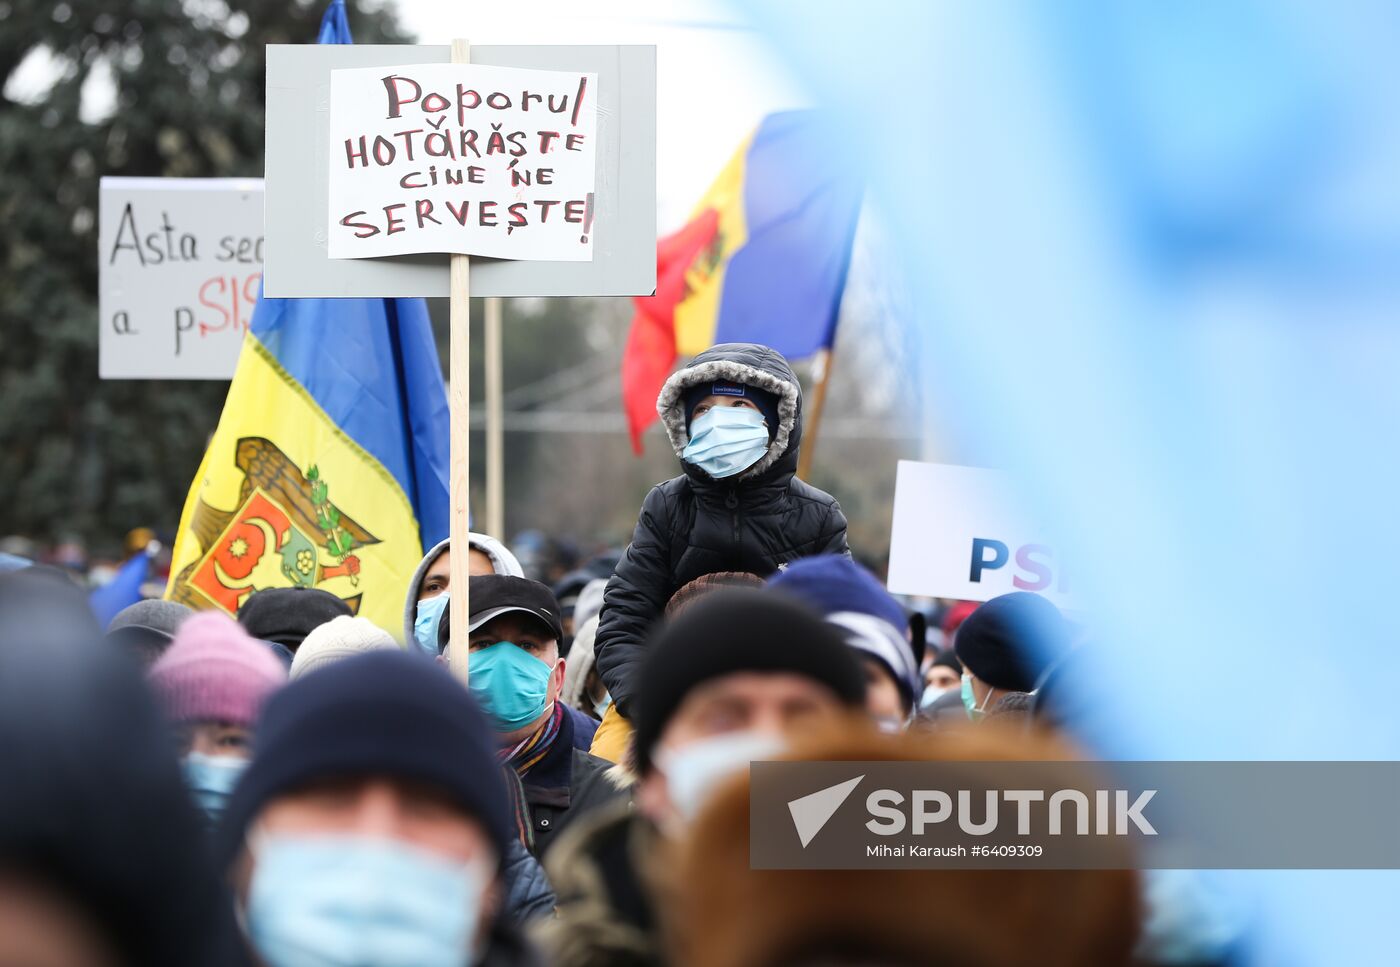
left=920, top=683, right=952, bottom=709
left=658, top=730, right=788, bottom=825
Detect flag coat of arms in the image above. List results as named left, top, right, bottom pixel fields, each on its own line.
left=166, top=298, right=449, bottom=636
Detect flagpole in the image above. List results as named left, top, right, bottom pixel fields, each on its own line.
left=797, top=347, right=834, bottom=480
left=448, top=38, right=472, bottom=684
left=485, top=296, right=505, bottom=540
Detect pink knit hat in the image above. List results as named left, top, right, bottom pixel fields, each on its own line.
left=148, top=611, right=287, bottom=726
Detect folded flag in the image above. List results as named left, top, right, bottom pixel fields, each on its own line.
left=90, top=548, right=152, bottom=628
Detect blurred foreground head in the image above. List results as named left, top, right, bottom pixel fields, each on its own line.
left=665, top=724, right=1139, bottom=967
left=632, top=590, right=866, bottom=832
left=0, top=565, right=99, bottom=651
left=220, top=651, right=515, bottom=967
left=0, top=631, right=238, bottom=967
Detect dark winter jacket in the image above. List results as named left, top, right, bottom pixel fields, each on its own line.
left=594, top=343, right=850, bottom=716
left=520, top=705, right=628, bottom=859
left=536, top=799, right=664, bottom=967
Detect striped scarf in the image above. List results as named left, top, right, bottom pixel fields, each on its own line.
left=499, top=702, right=564, bottom=779
left=501, top=767, right=534, bottom=851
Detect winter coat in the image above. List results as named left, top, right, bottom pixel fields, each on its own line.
left=520, top=706, right=629, bottom=859
left=477, top=916, right=549, bottom=967
left=594, top=343, right=850, bottom=716
left=535, top=799, right=664, bottom=967
left=501, top=836, right=557, bottom=924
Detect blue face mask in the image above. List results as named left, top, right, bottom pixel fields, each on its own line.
left=920, top=683, right=952, bottom=709
left=246, top=833, right=490, bottom=967
left=414, top=593, right=449, bottom=656
left=593, top=691, right=612, bottom=720
left=182, top=752, right=246, bottom=821
left=468, top=641, right=556, bottom=732
left=681, top=405, right=770, bottom=479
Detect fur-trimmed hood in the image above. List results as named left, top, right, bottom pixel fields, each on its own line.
left=656, top=343, right=803, bottom=483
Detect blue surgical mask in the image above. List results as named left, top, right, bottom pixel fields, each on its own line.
left=246, top=832, right=490, bottom=967
left=468, top=641, right=556, bottom=732
left=182, top=752, right=246, bottom=821
left=414, top=593, right=449, bottom=656
left=681, top=406, right=770, bottom=479
left=593, top=691, right=612, bottom=719
left=660, top=730, right=787, bottom=825
left=920, top=683, right=952, bottom=709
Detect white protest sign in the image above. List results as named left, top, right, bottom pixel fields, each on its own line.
left=328, top=62, right=598, bottom=262
left=886, top=460, right=1080, bottom=610
left=99, top=177, right=262, bottom=380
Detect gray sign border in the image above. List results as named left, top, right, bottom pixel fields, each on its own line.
left=264, top=44, right=656, bottom=298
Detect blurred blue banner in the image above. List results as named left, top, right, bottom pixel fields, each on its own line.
left=748, top=2, right=1400, bottom=964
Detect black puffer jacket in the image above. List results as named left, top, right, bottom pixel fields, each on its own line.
left=595, top=343, right=849, bottom=716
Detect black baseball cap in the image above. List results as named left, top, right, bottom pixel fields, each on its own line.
left=466, top=575, right=563, bottom=643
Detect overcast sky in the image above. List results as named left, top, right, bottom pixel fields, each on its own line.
left=392, top=0, right=807, bottom=229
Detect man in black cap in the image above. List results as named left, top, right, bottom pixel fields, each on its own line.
left=459, top=575, right=623, bottom=859
left=541, top=590, right=866, bottom=967
left=220, top=650, right=543, bottom=966
left=954, top=592, right=1070, bottom=722
left=236, top=586, right=352, bottom=654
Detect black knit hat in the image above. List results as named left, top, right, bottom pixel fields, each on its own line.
left=953, top=592, right=1069, bottom=693
left=632, top=590, right=866, bottom=775
left=237, top=586, right=353, bottom=652
left=930, top=649, right=963, bottom=676
left=218, top=651, right=511, bottom=865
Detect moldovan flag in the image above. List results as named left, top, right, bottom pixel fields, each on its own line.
left=165, top=296, right=449, bottom=637
left=166, top=0, right=449, bottom=638
left=621, top=111, right=864, bottom=450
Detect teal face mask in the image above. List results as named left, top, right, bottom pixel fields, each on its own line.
left=182, top=751, right=246, bottom=821
left=414, top=593, right=449, bottom=656
left=468, top=641, right=556, bottom=732
left=246, top=832, right=490, bottom=967
left=681, top=405, right=770, bottom=479
left=961, top=672, right=994, bottom=721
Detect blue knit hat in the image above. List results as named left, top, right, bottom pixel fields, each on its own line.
left=682, top=379, right=782, bottom=442
left=768, top=555, right=920, bottom=709
left=218, top=651, right=511, bottom=864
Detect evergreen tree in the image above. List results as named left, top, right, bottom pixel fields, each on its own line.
left=0, top=0, right=410, bottom=550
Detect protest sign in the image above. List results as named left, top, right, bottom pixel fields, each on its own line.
left=328, top=63, right=598, bottom=262
left=99, top=177, right=262, bottom=380
left=263, top=44, right=655, bottom=297
left=886, top=460, right=1080, bottom=610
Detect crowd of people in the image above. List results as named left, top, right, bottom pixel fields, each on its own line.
left=0, top=343, right=1237, bottom=967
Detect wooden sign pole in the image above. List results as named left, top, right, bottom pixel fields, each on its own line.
left=448, top=38, right=473, bottom=683
left=797, top=346, right=835, bottom=480
left=484, top=296, right=505, bottom=539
